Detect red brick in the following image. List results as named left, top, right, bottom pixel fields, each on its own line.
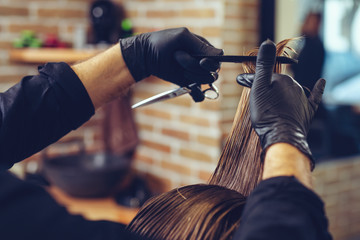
left=137, top=123, right=154, bottom=132
left=197, top=135, right=219, bottom=147
left=135, top=153, right=155, bottom=165
left=166, top=95, right=192, bottom=107
left=142, top=140, right=171, bottom=153
left=37, top=8, right=86, bottom=18
left=179, top=115, right=210, bottom=127
left=9, top=23, right=59, bottom=34
left=146, top=10, right=179, bottom=18
left=9, top=0, right=54, bottom=2
left=133, top=26, right=159, bottom=34
left=0, top=41, right=14, bottom=49
left=0, top=6, right=29, bottom=16
left=0, top=74, right=24, bottom=84
left=179, top=148, right=212, bottom=163
left=181, top=9, right=216, bottom=18
left=125, top=10, right=139, bottom=18
left=161, top=161, right=192, bottom=176
left=141, top=108, right=172, bottom=120
left=162, top=128, right=190, bottom=141
left=199, top=100, right=220, bottom=111
left=201, top=26, right=222, bottom=37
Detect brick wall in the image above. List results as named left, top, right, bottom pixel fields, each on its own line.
left=120, top=0, right=260, bottom=188
left=1, top=0, right=359, bottom=239
left=314, top=157, right=360, bottom=240
left=0, top=0, right=91, bottom=86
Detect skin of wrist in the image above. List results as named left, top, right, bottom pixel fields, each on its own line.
left=262, top=143, right=313, bottom=189
left=71, top=44, right=135, bottom=109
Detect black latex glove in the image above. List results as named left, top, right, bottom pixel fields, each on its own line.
left=237, top=40, right=326, bottom=170
left=119, top=27, right=223, bottom=102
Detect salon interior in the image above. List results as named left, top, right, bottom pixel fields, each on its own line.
left=1, top=0, right=360, bottom=239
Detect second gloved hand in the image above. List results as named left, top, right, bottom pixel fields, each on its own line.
left=119, top=28, right=223, bottom=100
left=237, top=40, right=326, bottom=170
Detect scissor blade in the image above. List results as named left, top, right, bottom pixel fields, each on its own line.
left=132, top=87, right=191, bottom=109
left=192, top=55, right=298, bottom=64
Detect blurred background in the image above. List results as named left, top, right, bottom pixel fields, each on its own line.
left=0, top=0, right=359, bottom=239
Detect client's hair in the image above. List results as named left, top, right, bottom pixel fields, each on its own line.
left=127, top=39, right=295, bottom=239
left=128, top=184, right=246, bottom=240
left=209, top=39, right=296, bottom=196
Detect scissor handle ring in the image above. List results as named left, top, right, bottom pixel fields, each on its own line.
left=203, top=84, right=219, bottom=100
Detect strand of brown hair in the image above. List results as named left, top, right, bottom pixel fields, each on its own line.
left=209, top=39, right=297, bottom=196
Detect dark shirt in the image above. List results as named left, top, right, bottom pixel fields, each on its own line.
left=0, top=62, right=331, bottom=239
left=233, top=176, right=332, bottom=240
left=0, top=62, right=94, bottom=170
left=0, top=62, right=140, bottom=240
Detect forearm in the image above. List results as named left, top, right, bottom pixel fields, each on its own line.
left=71, top=44, right=135, bottom=109
left=233, top=144, right=330, bottom=240
left=262, top=143, right=313, bottom=189
left=0, top=63, right=94, bottom=170
left=0, top=45, right=135, bottom=169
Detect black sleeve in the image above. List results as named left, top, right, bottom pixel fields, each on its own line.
left=0, top=171, right=141, bottom=240
left=0, top=65, right=143, bottom=239
left=233, top=176, right=332, bottom=240
left=0, top=62, right=95, bottom=170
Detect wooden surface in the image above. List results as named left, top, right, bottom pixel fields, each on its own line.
left=9, top=48, right=101, bottom=64
left=48, top=186, right=139, bottom=225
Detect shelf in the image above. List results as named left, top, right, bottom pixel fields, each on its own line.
left=48, top=186, right=139, bottom=225
left=9, top=48, right=101, bottom=64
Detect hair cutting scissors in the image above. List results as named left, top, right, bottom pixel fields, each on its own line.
left=131, top=55, right=297, bottom=109
left=132, top=83, right=219, bottom=109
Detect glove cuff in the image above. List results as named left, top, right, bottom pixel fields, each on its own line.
left=260, top=125, right=315, bottom=171
left=119, top=36, right=149, bottom=82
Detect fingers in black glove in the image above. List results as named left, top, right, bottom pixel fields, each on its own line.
left=119, top=27, right=223, bottom=90
left=174, top=51, right=219, bottom=86
left=253, top=40, right=276, bottom=90
left=236, top=74, right=326, bottom=106
left=236, top=73, right=254, bottom=88
left=248, top=40, right=326, bottom=170
left=250, top=40, right=277, bottom=126
left=308, top=78, right=326, bottom=110
left=175, top=50, right=220, bottom=102
left=189, top=84, right=206, bottom=102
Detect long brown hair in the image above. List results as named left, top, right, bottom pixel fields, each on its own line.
left=127, top=184, right=246, bottom=240
left=209, top=39, right=296, bottom=196
left=127, top=39, right=296, bottom=239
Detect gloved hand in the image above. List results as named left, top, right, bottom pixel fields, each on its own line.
left=119, top=27, right=223, bottom=102
left=237, top=40, right=326, bottom=170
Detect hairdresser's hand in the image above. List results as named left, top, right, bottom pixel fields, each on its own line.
left=119, top=27, right=223, bottom=102
left=239, top=40, right=326, bottom=170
